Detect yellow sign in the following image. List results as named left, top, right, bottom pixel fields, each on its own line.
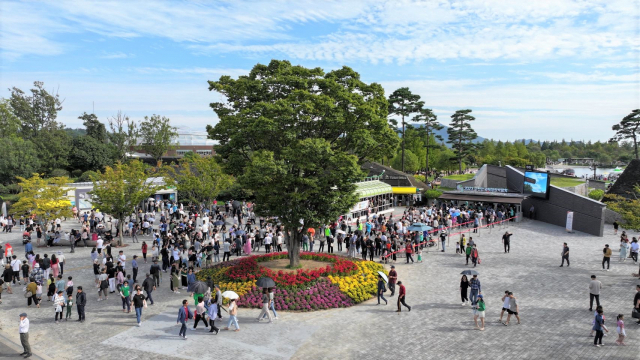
left=392, top=187, right=420, bottom=194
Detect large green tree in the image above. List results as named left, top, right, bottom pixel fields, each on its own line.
left=388, top=87, right=423, bottom=172
left=207, top=60, right=398, bottom=267
left=391, top=149, right=420, bottom=172
left=0, top=99, right=21, bottom=138
left=447, top=109, right=478, bottom=173
left=70, top=113, right=116, bottom=172
left=139, top=114, right=178, bottom=164
left=611, top=109, right=640, bottom=159
left=0, top=136, right=41, bottom=185
left=11, top=174, right=73, bottom=222
left=413, top=107, right=443, bottom=172
left=90, top=160, right=166, bottom=246
left=79, top=112, right=107, bottom=142
left=167, top=153, right=233, bottom=205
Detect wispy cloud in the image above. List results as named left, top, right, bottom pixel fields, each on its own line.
left=101, top=52, right=132, bottom=59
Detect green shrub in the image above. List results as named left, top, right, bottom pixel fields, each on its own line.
left=77, top=170, right=99, bottom=183
left=588, top=189, right=604, bottom=201
left=71, top=169, right=83, bottom=178
left=424, top=189, right=443, bottom=199
left=5, top=184, right=21, bottom=194
left=50, top=168, right=70, bottom=177
left=414, top=174, right=426, bottom=182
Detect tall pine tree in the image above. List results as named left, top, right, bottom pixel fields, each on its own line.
left=388, top=87, right=423, bottom=172
left=447, top=109, right=478, bottom=173
left=611, top=109, right=640, bottom=159
left=413, top=107, right=442, bottom=173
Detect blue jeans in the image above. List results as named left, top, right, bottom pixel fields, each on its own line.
left=441, top=240, right=446, bottom=251
left=470, top=289, right=479, bottom=307
left=135, top=307, right=142, bottom=323
left=179, top=322, right=187, bottom=337
left=378, top=292, right=387, bottom=304
left=227, top=315, right=239, bottom=329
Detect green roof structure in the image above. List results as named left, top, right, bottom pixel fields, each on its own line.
left=354, top=180, right=393, bottom=198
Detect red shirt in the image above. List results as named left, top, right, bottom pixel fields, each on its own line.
left=388, top=270, right=397, bottom=284
left=405, top=244, right=413, bottom=254
left=399, top=284, right=406, bottom=296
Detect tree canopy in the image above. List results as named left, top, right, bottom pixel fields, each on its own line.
left=447, top=109, right=478, bottom=173
left=207, top=60, right=398, bottom=266
left=11, top=174, right=72, bottom=222
left=166, top=153, right=233, bottom=205
left=139, top=114, right=178, bottom=164
left=90, top=160, right=166, bottom=245
left=611, top=109, right=640, bottom=159
left=388, top=87, right=423, bottom=172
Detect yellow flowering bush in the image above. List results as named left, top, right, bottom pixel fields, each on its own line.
left=328, top=260, right=386, bottom=303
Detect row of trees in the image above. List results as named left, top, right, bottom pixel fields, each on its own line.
left=0, top=82, right=180, bottom=186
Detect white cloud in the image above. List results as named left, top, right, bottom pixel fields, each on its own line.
left=101, top=52, right=132, bottom=59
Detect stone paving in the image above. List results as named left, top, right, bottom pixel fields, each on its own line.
left=0, top=213, right=639, bottom=360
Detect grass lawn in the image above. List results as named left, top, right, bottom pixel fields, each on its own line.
left=550, top=177, right=585, bottom=188
left=442, top=173, right=474, bottom=181
left=437, top=187, right=456, bottom=191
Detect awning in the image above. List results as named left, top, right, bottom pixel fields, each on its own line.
left=355, top=180, right=393, bottom=198
left=392, top=187, right=420, bottom=194
left=439, top=192, right=526, bottom=204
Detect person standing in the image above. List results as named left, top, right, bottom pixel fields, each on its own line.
left=502, top=232, right=512, bottom=253
left=633, top=284, right=640, bottom=325
left=132, top=255, right=139, bottom=283
left=465, top=244, right=472, bottom=265
left=76, top=286, right=86, bottom=322
left=602, top=244, right=612, bottom=271
left=53, top=291, right=65, bottom=323
left=19, top=313, right=31, bottom=358
left=503, top=292, right=521, bottom=325
left=460, top=275, right=470, bottom=306
left=177, top=299, right=192, bottom=339
left=630, top=239, right=639, bottom=264
left=439, top=231, right=447, bottom=252
left=377, top=275, right=388, bottom=305
left=133, top=286, right=146, bottom=327
left=560, top=242, right=570, bottom=267
left=405, top=242, right=414, bottom=264
left=474, top=294, right=486, bottom=330
left=589, top=275, right=602, bottom=311
left=388, top=266, right=397, bottom=297
left=469, top=274, right=482, bottom=308
left=150, top=260, right=161, bottom=287
left=395, top=281, right=411, bottom=312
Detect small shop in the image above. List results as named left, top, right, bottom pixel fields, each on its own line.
left=345, top=180, right=394, bottom=221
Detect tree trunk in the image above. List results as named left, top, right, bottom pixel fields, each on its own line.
left=287, top=227, right=301, bottom=268
left=401, top=115, right=405, bottom=172
left=426, top=129, right=430, bottom=173
left=118, top=218, right=124, bottom=247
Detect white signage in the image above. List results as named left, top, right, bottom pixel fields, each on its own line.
left=350, top=200, right=369, bottom=213
left=566, top=211, right=574, bottom=233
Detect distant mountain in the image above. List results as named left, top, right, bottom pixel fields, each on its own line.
left=407, top=122, right=486, bottom=147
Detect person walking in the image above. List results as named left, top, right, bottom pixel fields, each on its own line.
left=256, top=288, right=273, bottom=323
left=502, top=231, right=512, bottom=253
left=120, top=281, right=132, bottom=313
left=207, top=294, right=220, bottom=334
left=133, top=286, right=146, bottom=326
left=460, top=275, right=470, bottom=306
left=619, top=240, right=629, bottom=262
left=19, top=313, right=31, bottom=358
left=142, top=274, right=156, bottom=305
left=177, top=299, right=192, bottom=339
left=589, top=275, right=602, bottom=311
left=615, top=314, right=627, bottom=345
left=633, top=284, right=640, bottom=325
left=377, top=275, right=388, bottom=305
left=405, top=242, right=414, bottom=264
left=470, top=245, right=479, bottom=267
left=388, top=266, right=397, bottom=297
left=224, top=298, right=240, bottom=331
left=150, top=260, right=161, bottom=287
left=503, top=292, right=521, bottom=325
left=630, top=239, right=639, bottom=264
left=439, top=231, right=447, bottom=252
left=465, top=244, right=472, bottom=265
left=474, top=294, right=486, bottom=330
left=261, top=287, right=278, bottom=320
left=602, top=244, right=612, bottom=271
left=592, top=308, right=608, bottom=347
left=395, top=281, right=411, bottom=312
left=469, top=274, right=482, bottom=308
left=76, top=286, right=86, bottom=322
left=560, top=242, right=570, bottom=267
left=498, top=290, right=510, bottom=323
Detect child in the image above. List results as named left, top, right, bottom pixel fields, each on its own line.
left=616, top=314, right=626, bottom=345
left=35, top=281, right=43, bottom=302
left=455, top=242, right=460, bottom=254
left=590, top=306, right=604, bottom=337
left=65, top=276, right=74, bottom=297
left=416, top=247, right=423, bottom=263
left=65, top=294, right=74, bottom=321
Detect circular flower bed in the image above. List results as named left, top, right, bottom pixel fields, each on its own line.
left=196, top=252, right=386, bottom=312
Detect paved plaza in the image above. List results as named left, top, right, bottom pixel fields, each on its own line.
left=0, top=214, right=638, bottom=360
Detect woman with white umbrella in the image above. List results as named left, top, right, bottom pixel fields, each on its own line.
left=222, top=291, right=240, bottom=332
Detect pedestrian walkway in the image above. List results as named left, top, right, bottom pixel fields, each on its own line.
left=0, top=216, right=637, bottom=359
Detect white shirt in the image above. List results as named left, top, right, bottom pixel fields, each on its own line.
left=503, top=296, right=510, bottom=308
left=11, top=259, right=21, bottom=271
left=19, top=318, right=29, bottom=333
left=118, top=254, right=126, bottom=267
left=96, top=239, right=104, bottom=249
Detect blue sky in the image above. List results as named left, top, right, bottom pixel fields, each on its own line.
left=1, top=0, right=639, bottom=141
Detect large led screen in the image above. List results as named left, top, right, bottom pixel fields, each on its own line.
left=523, top=171, right=550, bottom=199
